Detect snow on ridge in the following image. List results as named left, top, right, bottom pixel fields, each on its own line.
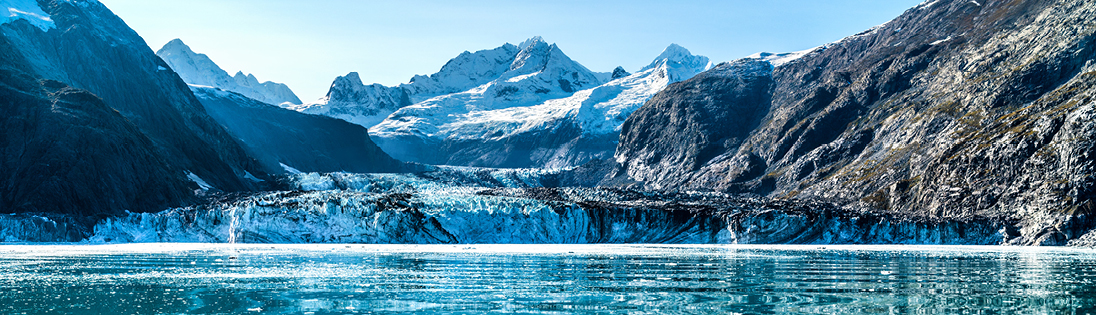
left=2, top=0, right=56, bottom=31
left=156, top=39, right=302, bottom=106
left=280, top=163, right=302, bottom=174
left=299, top=37, right=710, bottom=167
left=930, top=36, right=953, bottom=45
left=388, top=42, right=712, bottom=144
left=917, top=0, right=942, bottom=9
left=746, top=47, right=818, bottom=67
left=641, top=43, right=710, bottom=72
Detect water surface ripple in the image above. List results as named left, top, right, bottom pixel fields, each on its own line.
left=1, top=244, right=1094, bottom=314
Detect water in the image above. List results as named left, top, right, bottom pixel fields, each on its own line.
left=1, top=244, right=1095, bottom=314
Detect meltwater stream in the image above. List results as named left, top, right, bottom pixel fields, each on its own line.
left=2, top=244, right=1095, bottom=314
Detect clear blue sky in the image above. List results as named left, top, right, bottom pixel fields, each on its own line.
left=98, top=0, right=924, bottom=101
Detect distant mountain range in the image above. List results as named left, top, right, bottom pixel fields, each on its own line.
left=285, top=36, right=711, bottom=168
left=156, top=39, right=302, bottom=106
left=3, top=0, right=1096, bottom=246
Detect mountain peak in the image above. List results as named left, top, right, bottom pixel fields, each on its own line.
left=517, top=36, right=546, bottom=51
left=641, top=44, right=710, bottom=73
left=156, top=38, right=197, bottom=56
left=611, top=66, right=631, bottom=79
left=156, top=39, right=302, bottom=105
left=661, top=43, right=690, bottom=56
left=336, top=72, right=364, bottom=86
left=163, top=38, right=186, bottom=49
left=509, top=37, right=561, bottom=74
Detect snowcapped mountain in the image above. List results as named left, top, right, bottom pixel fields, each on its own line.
left=291, top=42, right=522, bottom=129
left=640, top=43, right=713, bottom=81
left=402, top=43, right=521, bottom=99
left=156, top=39, right=302, bottom=106
left=288, top=72, right=412, bottom=129
left=367, top=42, right=710, bottom=168
left=289, top=37, right=709, bottom=168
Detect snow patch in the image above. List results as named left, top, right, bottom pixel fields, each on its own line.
left=930, top=36, right=953, bottom=45
left=2, top=0, right=56, bottom=31
left=917, top=0, right=942, bottom=9
left=186, top=171, right=214, bottom=191
left=747, top=47, right=817, bottom=67
left=280, top=163, right=302, bottom=174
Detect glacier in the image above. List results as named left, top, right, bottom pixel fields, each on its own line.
left=1, top=167, right=1014, bottom=245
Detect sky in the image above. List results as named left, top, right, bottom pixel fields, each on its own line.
left=98, top=0, right=924, bottom=102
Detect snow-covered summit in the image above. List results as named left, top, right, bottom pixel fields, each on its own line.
left=368, top=41, right=711, bottom=167
left=296, top=36, right=610, bottom=131
left=156, top=39, right=302, bottom=106
left=640, top=44, right=713, bottom=82
left=403, top=43, right=520, bottom=99
left=642, top=44, right=709, bottom=71
left=289, top=72, right=411, bottom=128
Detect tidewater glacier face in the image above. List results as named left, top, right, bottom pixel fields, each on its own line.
left=6, top=167, right=1005, bottom=245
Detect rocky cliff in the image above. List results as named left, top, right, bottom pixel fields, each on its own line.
left=0, top=0, right=269, bottom=216
left=615, top=0, right=1096, bottom=245
left=191, top=86, right=403, bottom=174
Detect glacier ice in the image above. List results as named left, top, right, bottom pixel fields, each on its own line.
left=0, top=167, right=1015, bottom=245
left=66, top=166, right=1012, bottom=245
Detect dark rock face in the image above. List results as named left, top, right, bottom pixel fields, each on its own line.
left=191, top=86, right=403, bottom=174
left=438, top=120, right=620, bottom=169
left=0, top=75, right=192, bottom=217
left=611, top=66, right=631, bottom=80
left=0, top=0, right=267, bottom=216
left=616, top=59, right=773, bottom=189
left=325, top=72, right=412, bottom=115
left=614, top=0, right=1096, bottom=245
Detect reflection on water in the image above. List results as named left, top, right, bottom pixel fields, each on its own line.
left=1, top=244, right=1094, bottom=314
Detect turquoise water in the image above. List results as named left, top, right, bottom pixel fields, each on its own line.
left=1, top=244, right=1095, bottom=314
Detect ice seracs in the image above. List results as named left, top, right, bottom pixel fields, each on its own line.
left=156, top=39, right=302, bottom=106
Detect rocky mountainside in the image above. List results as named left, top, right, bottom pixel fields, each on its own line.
left=156, top=39, right=302, bottom=106
left=191, top=85, right=403, bottom=174
left=614, top=0, right=1096, bottom=245
left=0, top=0, right=269, bottom=216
